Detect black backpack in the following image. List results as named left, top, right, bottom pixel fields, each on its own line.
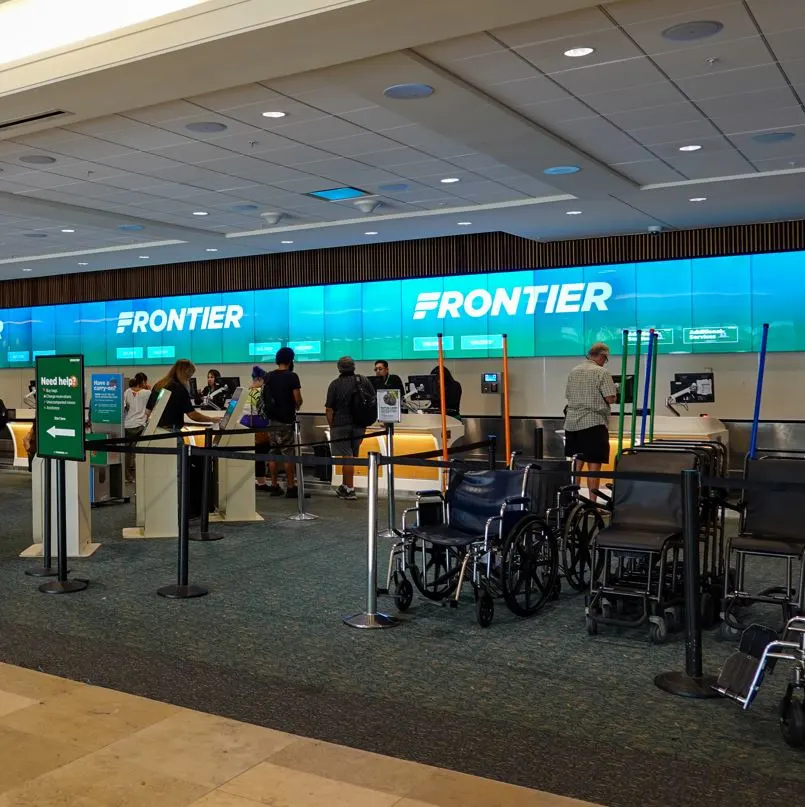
left=258, top=374, right=277, bottom=422
left=350, top=375, right=377, bottom=428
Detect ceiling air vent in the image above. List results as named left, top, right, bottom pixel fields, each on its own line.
left=0, top=110, right=71, bottom=132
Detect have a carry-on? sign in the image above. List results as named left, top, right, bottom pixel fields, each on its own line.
left=36, top=355, right=86, bottom=462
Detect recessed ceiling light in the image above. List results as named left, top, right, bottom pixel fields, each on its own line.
left=262, top=111, right=287, bottom=119
left=186, top=121, right=228, bottom=133
left=565, top=210, right=583, bottom=215
left=689, top=197, right=707, bottom=202
left=383, top=83, right=434, bottom=100
left=139, top=255, right=150, bottom=259
left=78, top=262, right=88, bottom=266
left=457, top=221, right=472, bottom=226
left=662, top=20, right=724, bottom=42
left=22, top=268, right=32, bottom=272
left=205, top=248, right=218, bottom=252
left=365, top=231, right=379, bottom=235
left=20, top=154, right=56, bottom=165
left=564, top=47, right=594, bottom=57
left=440, top=177, right=460, bottom=184
left=192, top=211, right=209, bottom=216
left=679, top=144, right=702, bottom=152
left=281, top=240, right=294, bottom=244
left=544, top=165, right=581, bottom=175
left=61, top=228, right=75, bottom=233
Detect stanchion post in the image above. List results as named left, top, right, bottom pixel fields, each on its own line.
left=749, top=322, right=770, bottom=460
left=639, top=328, right=655, bottom=445
left=654, top=468, right=717, bottom=698
left=533, top=426, right=544, bottom=460
left=648, top=331, right=659, bottom=443
left=158, top=440, right=208, bottom=599
left=38, top=459, right=87, bottom=594
left=629, top=329, right=642, bottom=450
left=190, top=428, right=223, bottom=541
left=617, top=329, right=629, bottom=460
left=502, top=333, right=512, bottom=463
left=343, top=452, right=398, bottom=629
left=487, top=434, right=497, bottom=470
left=378, top=424, right=397, bottom=539
left=27, top=457, right=58, bottom=577
left=288, top=420, right=318, bottom=522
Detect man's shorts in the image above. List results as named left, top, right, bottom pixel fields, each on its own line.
left=330, top=425, right=365, bottom=458
left=267, top=422, right=296, bottom=456
left=564, top=424, right=610, bottom=464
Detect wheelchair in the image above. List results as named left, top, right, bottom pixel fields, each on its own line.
left=721, top=455, right=805, bottom=639
left=713, top=618, right=805, bottom=749
left=385, top=465, right=559, bottom=627
left=511, top=453, right=608, bottom=593
left=585, top=448, right=702, bottom=643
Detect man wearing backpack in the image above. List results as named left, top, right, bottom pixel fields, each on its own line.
left=325, top=356, right=376, bottom=500
left=262, top=347, right=303, bottom=497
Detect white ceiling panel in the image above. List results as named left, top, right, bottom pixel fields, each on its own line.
left=432, top=49, right=546, bottom=86
left=728, top=126, right=805, bottom=160
left=266, top=117, right=365, bottom=144
left=766, top=29, right=805, bottom=63
left=550, top=57, right=666, bottom=96
left=340, top=106, right=414, bottom=131
left=188, top=84, right=285, bottom=112
left=546, top=117, right=655, bottom=163
left=483, top=75, right=569, bottom=106
left=610, top=159, right=684, bottom=184
left=628, top=118, right=722, bottom=147
left=582, top=81, right=687, bottom=114
left=695, top=85, right=800, bottom=118
left=746, top=0, right=805, bottom=34
left=602, top=0, right=742, bottom=27
left=676, top=64, right=790, bottom=100
left=650, top=36, right=774, bottom=81
left=606, top=101, right=704, bottom=130
left=710, top=105, right=805, bottom=134
left=315, top=132, right=401, bottom=158
left=413, top=32, right=502, bottom=63
left=490, top=6, right=614, bottom=46
left=661, top=150, right=756, bottom=178
left=779, top=58, right=805, bottom=85
left=752, top=153, right=805, bottom=171
left=519, top=96, right=597, bottom=124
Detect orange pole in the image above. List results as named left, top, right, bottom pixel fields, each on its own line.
left=502, top=333, right=512, bottom=467
left=437, top=333, right=449, bottom=491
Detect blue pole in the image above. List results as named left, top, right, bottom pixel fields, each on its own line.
left=639, top=329, right=655, bottom=445
left=749, top=323, right=770, bottom=459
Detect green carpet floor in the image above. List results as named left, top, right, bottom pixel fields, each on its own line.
left=0, top=468, right=802, bottom=807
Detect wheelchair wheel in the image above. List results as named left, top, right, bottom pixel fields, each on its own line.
left=780, top=685, right=805, bottom=749
left=562, top=502, right=605, bottom=591
left=500, top=515, right=559, bottom=617
left=475, top=590, right=494, bottom=628
left=406, top=537, right=463, bottom=601
left=393, top=574, right=413, bottom=612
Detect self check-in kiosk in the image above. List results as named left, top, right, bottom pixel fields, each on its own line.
left=210, top=388, right=262, bottom=523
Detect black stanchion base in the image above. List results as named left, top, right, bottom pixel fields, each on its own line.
left=654, top=671, right=718, bottom=699
left=189, top=532, right=224, bottom=542
left=25, top=566, right=59, bottom=578
left=38, top=579, right=88, bottom=595
left=157, top=584, right=208, bottom=599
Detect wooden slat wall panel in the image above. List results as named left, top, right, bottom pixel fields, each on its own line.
left=2, top=219, right=804, bottom=308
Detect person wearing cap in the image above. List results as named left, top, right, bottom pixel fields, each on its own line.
left=325, top=356, right=366, bottom=500
left=263, top=347, right=303, bottom=497
left=564, top=342, right=617, bottom=501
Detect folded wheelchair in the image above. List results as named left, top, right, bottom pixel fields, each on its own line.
left=721, top=456, right=805, bottom=639
left=585, top=448, right=701, bottom=643
left=714, top=618, right=805, bottom=749
left=385, top=465, right=559, bottom=627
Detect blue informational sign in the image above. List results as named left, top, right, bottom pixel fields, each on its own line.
left=0, top=250, right=800, bottom=366
left=89, top=373, right=124, bottom=428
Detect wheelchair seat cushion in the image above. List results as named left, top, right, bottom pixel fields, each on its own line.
left=595, top=526, right=680, bottom=553
left=407, top=524, right=481, bottom=547
left=732, top=534, right=805, bottom=557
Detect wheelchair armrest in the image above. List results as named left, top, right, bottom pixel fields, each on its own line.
left=416, top=489, right=444, bottom=500
left=559, top=484, right=580, bottom=493
left=503, top=495, right=530, bottom=508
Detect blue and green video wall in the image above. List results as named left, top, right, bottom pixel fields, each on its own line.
left=0, top=250, right=799, bottom=368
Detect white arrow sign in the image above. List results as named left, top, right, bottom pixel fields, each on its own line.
left=47, top=426, right=76, bottom=438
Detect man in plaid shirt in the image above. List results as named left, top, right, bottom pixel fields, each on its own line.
left=564, top=342, right=617, bottom=499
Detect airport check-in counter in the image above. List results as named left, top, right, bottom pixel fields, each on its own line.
left=6, top=408, right=36, bottom=468
left=323, top=413, right=465, bottom=492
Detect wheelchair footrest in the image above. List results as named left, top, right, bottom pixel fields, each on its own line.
left=716, top=652, right=762, bottom=702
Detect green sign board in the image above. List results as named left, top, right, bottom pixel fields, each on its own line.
left=35, top=354, right=86, bottom=462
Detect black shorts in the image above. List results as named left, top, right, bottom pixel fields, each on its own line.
left=564, top=425, right=610, bottom=464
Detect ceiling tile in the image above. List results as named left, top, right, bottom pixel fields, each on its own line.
left=696, top=85, right=800, bottom=117
left=649, top=35, right=774, bottom=81
left=99, top=152, right=186, bottom=174
left=610, top=159, right=685, bottom=184
left=675, top=64, right=789, bottom=100
left=417, top=32, right=505, bottom=63
left=629, top=117, right=721, bottom=146
left=519, top=96, right=598, bottom=124
left=728, top=125, right=805, bottom=159
left=712, top=105, right=805, bottom=134
left=314, top=132, right=399, bottom=158
left=581, top=80, right=687, bottom=114
left=439, top=50, right=544, bottom=85
left=486, top=75, right=570, bottom=106
left=514, top=28, right=644, bottom=76
left=207, top=131, right=298, bottom=155
left=603, top=0, right=743, bottom=27
left=91, top=120, right=194, bottom=150
left=269, top=117, right=364, bottom=144
left=549, top=116, right=655, bottom=162
left=746, top=0, right=805, bottom=34
left=779, top=57, right=805, bottom=85
left=341, top=106, right=413, bottom=131
left=491, top=7, right=614, bottom=46
left=152, top=141, right=236, bottom=164
left=190, top=84, right=284, bottom=112
left=607, top=100, right=704, bottom=129
left=751, top=154, right=805, bottom=171
left=766, top=28, right=805, bottom=62
left=662, top=150, right=756, bottom=178
left=251, top=144, right=336, bottom=166
left=552, top=57, right=666, bottom=96
left=127, top=100, right=210, bottom=124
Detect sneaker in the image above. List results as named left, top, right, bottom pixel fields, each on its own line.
left=269, top=484, right=284, bottom=497
left=255, top=482, right=271, bottom=493
left=336, top=485, right=357, bottom=501
left=285, top=486, right=298, bottom=499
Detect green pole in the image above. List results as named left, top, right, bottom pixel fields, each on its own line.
left=616, top=329, right=629, bottom=459
left=630, top=329, right=643, bottom=448
left=648, top=331, right=659, bottom=442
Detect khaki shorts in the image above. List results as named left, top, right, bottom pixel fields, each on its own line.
left=330, top=425, right=365, bottom=458
left=268, top=422, right=296, bottom=456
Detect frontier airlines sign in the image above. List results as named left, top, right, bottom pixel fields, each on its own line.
left=116, top=304, right=244, bottom=334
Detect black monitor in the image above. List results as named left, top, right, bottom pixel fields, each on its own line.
left=189, top=377, right=199, bottom=399
left=612, top=374, right=635, bottom=405
left=407, top=374, right=437, bottom=401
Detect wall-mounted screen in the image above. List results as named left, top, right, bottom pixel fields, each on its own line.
left=0, top=250, right=797, bottom=367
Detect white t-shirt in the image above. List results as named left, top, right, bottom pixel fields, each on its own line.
left=124, top=387, right=149, bottom=429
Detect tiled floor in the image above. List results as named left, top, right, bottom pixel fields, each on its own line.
left=0, top=662, right=602, bottom=807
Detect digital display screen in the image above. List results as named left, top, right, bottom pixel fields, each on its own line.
left=483, top=373, right=499, bottom=383
left=0, top=250, right=796, bottom=367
